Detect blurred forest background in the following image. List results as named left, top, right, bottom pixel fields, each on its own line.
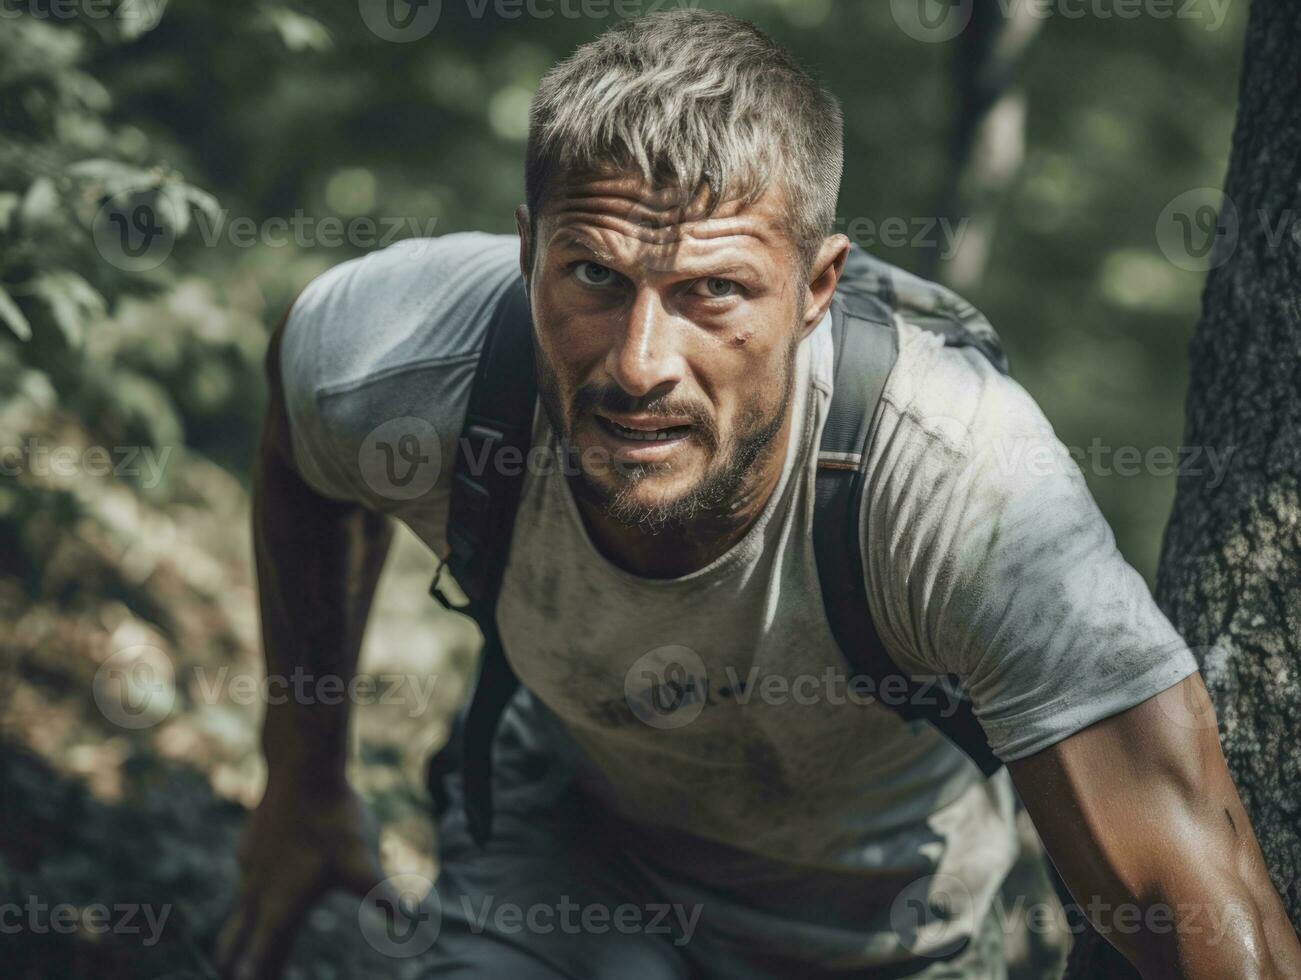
left=0, top=0, right=1248, bottom=976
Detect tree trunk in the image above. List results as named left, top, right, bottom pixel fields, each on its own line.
left=1065, top=0, right=1301, bottom=974
left=926, top=0, right=1040, bottom=288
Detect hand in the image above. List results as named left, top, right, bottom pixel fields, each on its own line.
left=215, top=777, right=388, bottom=980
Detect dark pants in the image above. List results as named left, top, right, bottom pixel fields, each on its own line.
left=422, top=773, right=1007, bottom=979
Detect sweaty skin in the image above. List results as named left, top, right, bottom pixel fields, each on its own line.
left=221, top=174, right=1301, bottom=979
left=1012, top=676, right=1301, bottom=979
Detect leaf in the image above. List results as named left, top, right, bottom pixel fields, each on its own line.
left=161, top=183, right=191, bottom=237
left=0, top=192, right=20, bottom=234
left=179, top=183, right=221, bottom=223
left=19, top=177, right=62, bottom=230
left=31, top=272, right=107, bottom=349
left=0, top=285, right=32, bottom=342
left=68, top=159, right=165, bottom=218
left=259, top=6, right=332, bottom=52
left=117, top=0, right=170, bottom=40
left=69, top=158, right=156, bottom=188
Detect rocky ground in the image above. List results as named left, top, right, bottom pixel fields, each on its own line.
left=1, top=441, right=477, bottom=978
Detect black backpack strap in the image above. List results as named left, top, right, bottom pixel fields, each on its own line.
left=813, top=290, right=1004, bottom=777
left=431, top=253, right=1009, bottom=848
left=429, top=275, right=535, bottom=848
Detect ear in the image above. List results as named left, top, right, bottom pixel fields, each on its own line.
left=800, top=234, right=850, bottom=340
left=515, top=205, right=532, bottom=286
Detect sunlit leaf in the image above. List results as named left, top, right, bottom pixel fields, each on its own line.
left=117, top=0, right=170, bottom=41
left=258, top=6, right=332, bottom=53
left=0, top=285, right=33, bottom=342
left=19, top=178, right=62, bottom=231
left=68, top=159, right=161, bottom=199
left=178, top=183, right=221, bottom=222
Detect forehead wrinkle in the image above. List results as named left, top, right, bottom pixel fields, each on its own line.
left=550, top=225, right=773, bottom=280
left=541, top=168, right=802, bottom=265
left=547, top=175, right=782, bottom=236
left=547, top=206, right=782, bottom=250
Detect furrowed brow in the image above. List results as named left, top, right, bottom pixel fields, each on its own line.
left=553, top=233, right=619, bottom=266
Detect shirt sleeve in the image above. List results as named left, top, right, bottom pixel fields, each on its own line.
left=272, top=233, right=520, bottom=553
left=278, top=257, right=373, bottom=505
left=861, top=321, right=1200, bottom=762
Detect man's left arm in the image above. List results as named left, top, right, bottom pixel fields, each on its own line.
left=864, top=342, right=1300, bottom=977
left=1009, top=672, right=1301, bottom=979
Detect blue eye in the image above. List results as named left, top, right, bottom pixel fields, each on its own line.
left=575, top=261, right=616, bottom=286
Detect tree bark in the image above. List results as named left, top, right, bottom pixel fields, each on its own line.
left=1065, top=0, right=1301, bottom=974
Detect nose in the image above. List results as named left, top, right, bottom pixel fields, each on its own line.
left=604, top=286, right=686, bottom=398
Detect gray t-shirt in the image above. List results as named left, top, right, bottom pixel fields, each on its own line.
left=280, top=232, right=1199, bottom=968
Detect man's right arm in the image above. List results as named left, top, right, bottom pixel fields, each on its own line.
left=215, top=308, right=395, bottom=980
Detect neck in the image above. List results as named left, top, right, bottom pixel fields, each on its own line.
left=572, top=407, right=795, bottom=579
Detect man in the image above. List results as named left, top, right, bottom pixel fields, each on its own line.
left=216, top=10, right=1301, bottom=979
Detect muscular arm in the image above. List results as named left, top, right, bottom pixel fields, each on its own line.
left=1010, top=673, right=1301, bottom=979
left=253, top=312, right=393, bottom=788
left=216, top=309, right=395, bottom=980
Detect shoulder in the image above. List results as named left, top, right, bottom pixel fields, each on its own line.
left=860, top=318, right=1198, bottom=764
left=281, top=231, right=520, bottom=398
left=864, top=316, right=1093, bottom=580
left=857, top=314, right=1085, bottom=673
left=878, top=317, right=1053, bottom=470
left=275, top=232, right=520, bottom=521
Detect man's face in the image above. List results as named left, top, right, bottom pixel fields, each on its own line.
left=521, top=173, right=824, bottom=529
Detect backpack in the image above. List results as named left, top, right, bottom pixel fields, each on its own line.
left=428, top=245, right=1011, bottom=848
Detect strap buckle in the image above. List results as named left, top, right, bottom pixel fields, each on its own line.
left=429, top=557, right=462, bottom=611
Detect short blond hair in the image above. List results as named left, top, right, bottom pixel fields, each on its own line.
left=525, top=9, right=843, bottom=269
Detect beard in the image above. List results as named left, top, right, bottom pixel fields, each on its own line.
left=536, top=336, right=799, bottom=535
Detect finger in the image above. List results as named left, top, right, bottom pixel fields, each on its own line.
left=230, top=867, right=323, bottom=980
left=335, top=843, right=389, bottom=899
left=214, top=890, right=258, bottom=976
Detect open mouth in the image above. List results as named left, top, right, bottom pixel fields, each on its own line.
left=595, top=415, right=693, bottom=443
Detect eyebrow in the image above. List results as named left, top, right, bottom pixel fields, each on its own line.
left=553, top=233, right=766, bottom=281
left=553, top=233, right=619, bottom=266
